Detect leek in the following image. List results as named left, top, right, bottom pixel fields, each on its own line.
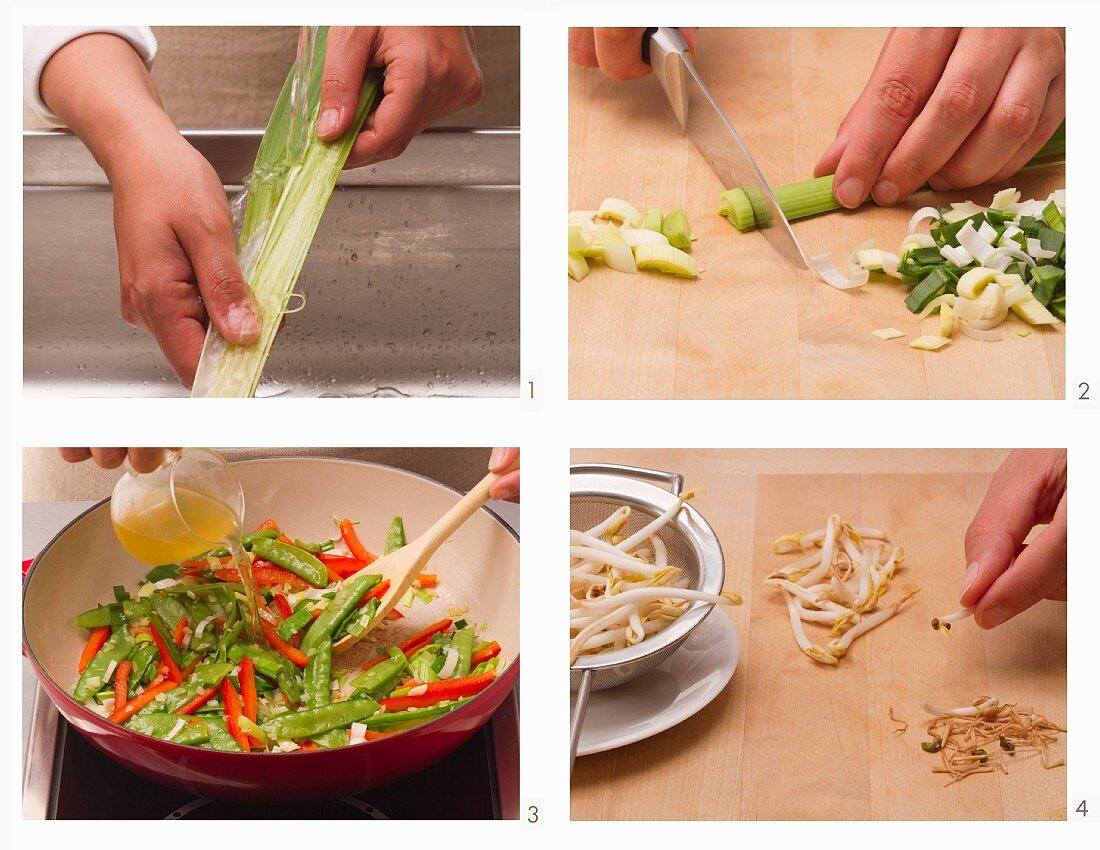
left=720, top=121, right=1065, bottom=233
left=192, top=26, right=381, bottom=397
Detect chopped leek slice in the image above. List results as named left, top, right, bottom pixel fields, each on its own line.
left=939, top=303, right=955, bottom=338
left=661, top=207, right=693, bottom=250
left=598, top=197, right=642, bottom=227
left=633, top=244, right=698, bottom=278
left=568, top=252, right=590, bottom=281
left=192, top=26, right=380, bottom=397
left=642, top=208, right=664, bottom=232
left=909, top=336, right=951, bottom=351
left=871, top=328, right=906, bottom=341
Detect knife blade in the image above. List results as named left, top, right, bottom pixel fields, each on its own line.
left=645, top=27, right=808, bottom=270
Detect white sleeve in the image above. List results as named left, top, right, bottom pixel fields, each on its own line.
left=23, top=26, right=158, bottom=128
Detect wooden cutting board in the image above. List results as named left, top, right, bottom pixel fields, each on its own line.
left=570, top=449, right=1067, bottom=821
left=568, top=29, right=1065, bottom=399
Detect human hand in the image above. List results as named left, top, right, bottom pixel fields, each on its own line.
left=318, top=27, right=483, bottom=167
left=488, top=448, right=519, bottom=502
left=815, top=28, right=1065, bottom=208
left=39, top=33, right=261, bottom=388
left=960, top=449, right=1067, bottom=629
left=58, top=448, right=177, bottom=473
left=569, top=27, right=698, bottom=80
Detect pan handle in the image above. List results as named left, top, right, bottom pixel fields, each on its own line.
left=569, top=463, right=684, bottom=496
left=569, top=668, right=595, bottom=773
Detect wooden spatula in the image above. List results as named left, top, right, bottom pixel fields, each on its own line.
left=332, top=456, right=519, bottom=653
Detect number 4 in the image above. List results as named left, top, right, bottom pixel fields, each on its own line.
left=1076, top=799, right=1088, bottom=817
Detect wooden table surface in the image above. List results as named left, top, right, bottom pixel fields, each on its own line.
left=568, top=29, right=1065, bottom=399
left=570, top=449, right=1067, bottom=821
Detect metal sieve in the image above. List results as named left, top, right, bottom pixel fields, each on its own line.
left=569, top=463, right=725, bottom=769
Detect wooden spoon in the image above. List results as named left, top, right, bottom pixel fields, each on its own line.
left=333, top=456, right=519, bottom=653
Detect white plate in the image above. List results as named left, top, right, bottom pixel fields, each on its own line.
left=572, top=611, right=739, bottom=757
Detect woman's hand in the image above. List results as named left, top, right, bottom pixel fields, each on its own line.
left=318, top=27, right=483, bottom=167
left=815, top=28, right=1065, bottom=208
left=961, top=449, right=1067, bottom=629
left=58, top=448, right=176, bottom=473
left=488, top=448, right=519, bottom=502
left=40, top=33, right=261, bottom=388
left=569, top=27, right=698, bottom=80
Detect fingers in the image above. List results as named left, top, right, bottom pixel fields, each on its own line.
left=488, top=447, right=519, bottom=473
left=961, top=449, right=1067, bottom=609
left=318, top=27, right=373, bottom=141
left=592, top=28, right=651, bottom=80
left=569, top=28, right=598, bottom=67
left=58, top=448, right=93, bottom=464
left=873, top=29, right=1019, bottom=201
left=489, top=471, right=520, bottom=503
left=127, top=448, right=171, bottom=473
left=178, top=208, right=261, bottom=349
left=89, top=448, right=129, bottom=469
left=973, top=492, right=1067, bottom=629
left=346, top=53, right=433, bottom=166
left=988, top=74, right=1065, bottom=184
left=56, top=448, right=172, bottom=472
left=139, top=288, right=210, bottom=388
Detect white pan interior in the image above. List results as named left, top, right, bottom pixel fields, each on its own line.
left=25, top=457, right=520, bottom=692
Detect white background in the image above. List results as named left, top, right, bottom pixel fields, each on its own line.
left=5, top=0, right=1097, bottom=844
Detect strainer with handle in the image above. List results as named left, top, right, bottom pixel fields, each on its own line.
left=569, top=463, right=725, bottom=770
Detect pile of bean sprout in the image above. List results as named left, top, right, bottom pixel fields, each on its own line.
left=766, top=514, right=919, bottom=665
left=918, top=697, right=1065, bottom=785
left=570, top=492, right=741, bottom=664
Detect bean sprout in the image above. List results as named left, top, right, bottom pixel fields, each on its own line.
left=919, top=697, right=1065, bottom=784
left=766, top=514, right=919, bottom=666
left=931, top=607, right=974, bottom=633
left=570, top=498, right=742, bottom=664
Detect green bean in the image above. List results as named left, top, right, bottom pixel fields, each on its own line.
left=263, top=698, right=381, bottom=740
left=300, top=574, right=380, bottom=654
left=250, top=539, right=328, bottom=587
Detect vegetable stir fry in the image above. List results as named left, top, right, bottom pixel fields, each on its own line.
left=71, top=516, right=504, bottom=752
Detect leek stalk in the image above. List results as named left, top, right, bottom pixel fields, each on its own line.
left=192, top=26, right=381, bottom=397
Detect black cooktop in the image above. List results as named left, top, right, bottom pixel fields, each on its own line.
left=49, top=721, right=503, bottom=819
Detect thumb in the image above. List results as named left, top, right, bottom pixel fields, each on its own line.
left=181, top=212, right=261, bottom=345
left=318, top=28, right=372, bottom=141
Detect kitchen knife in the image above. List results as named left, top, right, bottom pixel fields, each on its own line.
left=644, top=27, right=809, bottom=269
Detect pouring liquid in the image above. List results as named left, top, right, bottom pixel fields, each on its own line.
left=112, top=486, right=263, bottom=642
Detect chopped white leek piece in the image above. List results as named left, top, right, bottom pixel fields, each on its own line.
left=908, top=335, right=951, bottom=351
left=916, top=293, right=956, bottom=320
left=959, top=323, right=1002, bottom=341
left=568, top=224, right=592, bottom=253
left=880, top=252, right=902, bottom=278
left=990, top=188, right=1020, bottom=210
left=856, top=248, right=887, bottom=270
left=976, top=220, right=999, bottom=243
left=899, top=233, right=936, bottom=254
left=956, top=221, right=995, bottom=264
left=942, top=201, right=984, bottom=223
left=619, top=226, right=670, bottom=248
left=568, top=252, right=590, bottom=281
left=872, top=328, right=906, bottom=340
left=599, top=226, right=638, bottom=274
left=908, top=207, right=940, bottom=233
left=939, top=302, right=955, bottom=338
left=633, top=243, right=698, bottom=278
left=940, top=244, right=973, bottom=267
left=810, top=253, right=868, bottom=290
left=1010, top=294, right=1060, bottom=325
left=956, top=267, right=999, bottom=300
left=597, top=197, right=643, bottom=227
left=568, top=210, right=598, bottom=223
left=1018, top=328, right=1032, bottom=337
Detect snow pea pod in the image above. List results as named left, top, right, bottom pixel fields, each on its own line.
left=250, top=539, right=328, bottom=588
left=126, top=714, right=210, bottom=746
left=351, top=648, right=406, bottom=699
left=300, top=574, right=380, bottom=654
left=263, top=698, right=381, bottom=740
left=74, top=600, right=150, bottom=629
left=452, top=628, right=475, bottom=678
left=363, top=697, right=472, bottom=728
left=229, top=644, right=284, bottom=680
left=204, top=717, right=243, bottom=752
left=312, top=729, right=348, bottom=748
left=304, top=639, right=332, bottom=708
left=384, top=516, right=406, bottom=554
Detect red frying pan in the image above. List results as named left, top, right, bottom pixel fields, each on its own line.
left=23, top=457, right=519, bottom=802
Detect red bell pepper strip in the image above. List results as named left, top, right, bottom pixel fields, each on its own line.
left=298, top=741, right=319, bottom=751
left=256, top=518, right=293, bottom=545
left=260, top=618, right=309, bottom=668
left=324, top=564, right=344, bottom=584
left=317, top=553, right=371, bottom=577
left=470, top=641, right=501, bottom=668
left=380, top=673, right=495, bottom=712
left=272, top=594, right=294, bottom=619
left=172, top=616, right=188, bottom=648
left=221, top=678, right=251, bottom=751
left=78, top=626, right=110, bottom=673
left=114, top=661, right=132, bottom=709
left=397, top=619, right=453, bottom=655
left=417, top=573, right=438, bottom=587
left=239, top=657, right=259, bottom=748
left=387, top=609, right=404, bottom=620
left=365, top=731, right=389, bottom=741
left=109, top=681, right=178, bottom=724
left=338, top=519, right=376, bottom=564
left=355, top=579, right=390, bottom=608
left=215, top=566, right=312, bottom=591
left=148, top=621, right=184, bottom=683
left=178, top=685, right=220, bottom=716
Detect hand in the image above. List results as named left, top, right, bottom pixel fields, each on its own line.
left=58, top=448, right=176, bottom=473
left=39, top=33, right=261, bottom=388
left=488, top=448, right=519, bottom=502
left=318, top=27, right=483, bottom=167
left=569, top=28, right=698, bottom=80
left=960, top=449, right=1066, bottom=629
left=815, top=28, right=1065, bottom=208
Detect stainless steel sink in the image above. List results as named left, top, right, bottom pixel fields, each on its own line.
left=23, top=128, right=519, bottom=397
